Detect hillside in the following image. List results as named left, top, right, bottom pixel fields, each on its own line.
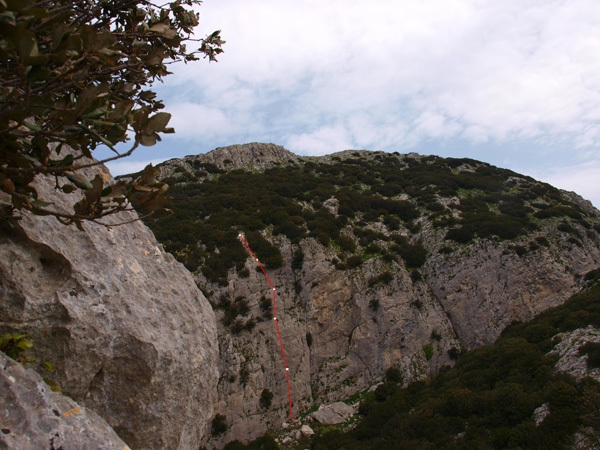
left=237, top=276, right=600, bottom=449
left=138, top=142, right=600, bottom=445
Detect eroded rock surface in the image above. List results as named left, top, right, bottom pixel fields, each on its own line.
left=311, top=402, right=356, bottom=425
left=549, top=325, right=600, bottom=382
left=0, top=167, right=219, bottom=449
left=0, top=352, right=129, bottom=450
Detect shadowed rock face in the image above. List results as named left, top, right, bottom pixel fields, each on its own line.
left=0, top=168, right=219, bottom=449
left=1, top=351, right=130, bottom=449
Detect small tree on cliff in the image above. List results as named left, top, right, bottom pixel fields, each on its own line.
left=0, top=0, right=224, bottom=228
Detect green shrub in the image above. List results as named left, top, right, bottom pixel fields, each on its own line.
left=412, top=299, right=423, bottom=310
left=245, top=231, right=283, bottom=269
left=365, top=242, right=382, bottom=254
left=0, top=333, right=33, bottom=362
left=448, top=347, right=461, bottom=360
left=422, top=343, right=434, bottom=360
left=239, top=365, right=249, bottom=386
left=259, top=389, right=274, bottom=409
left=411, top=270, right=423, bottom=283
left=259, top=296, right=272, bottom=320
left=291, top=247, right=304, bottom=271
left=223, top=434, right=280, bottom=450
left=211, top=413, right=227, bottom=436
left=385, top=367, right=402, bottom=384
left=513, top=245, right=527, bottom=256
left=536, top=236, right=550, bottom=247
left=557, top=221, right=581, bottom=239
left=579, top=342, right=600, bottom=369
left=368, top=271, right=394, bottom=287
left=446, top=226, right=475, bottom=243
left=398, top=243, right=427, bottom=268
left=306, top=332, right=313, bottom=348
left=374, top=381, right=398, bottom=402
left=346, top=255, right=363, bottom=269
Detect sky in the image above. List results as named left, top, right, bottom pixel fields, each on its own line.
left=104, top=0, right=600, bottom=208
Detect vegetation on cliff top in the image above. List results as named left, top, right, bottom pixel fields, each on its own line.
left=143, top=148, right=599, bottom=286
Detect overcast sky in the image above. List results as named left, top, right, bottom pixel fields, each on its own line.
left=106, top=0, right=600, bottom=207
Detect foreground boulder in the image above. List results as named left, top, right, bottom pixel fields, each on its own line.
left=0, top=351, right=129, bottom=449
left=0, top=167, right=219, bottom=449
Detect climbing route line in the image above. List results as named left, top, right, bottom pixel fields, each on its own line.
left=238, top=233, right=294, bottom=422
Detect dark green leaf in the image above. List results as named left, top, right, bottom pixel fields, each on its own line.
left=25, top=65, right=51, bottom=82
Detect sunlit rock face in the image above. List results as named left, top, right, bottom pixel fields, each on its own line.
left=0, top=167, right=219, bottom=450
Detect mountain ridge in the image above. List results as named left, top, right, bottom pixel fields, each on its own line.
left=137, top=143, right=600, bottom=445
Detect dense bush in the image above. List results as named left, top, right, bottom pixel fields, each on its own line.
left=211, top=413, right=227, bottom=436
left=368, top=271, right=394, bottom=287
left=579, top=342, right=600, bottom=369
left=142, top=151, right=597, bottom=289
left=223, top=434, right=279, bottom=450
left=259, top=389, right=274, bottom=409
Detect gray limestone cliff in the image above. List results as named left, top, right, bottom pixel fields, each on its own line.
left=160, top=143, right=300, bottom=178
left=151, top=144, right=600, bottom=446
left=203, top=229, right=600, bottom=445
left=0, top=166, right=219, bottom=449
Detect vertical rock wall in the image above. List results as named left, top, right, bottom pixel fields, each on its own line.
left=0, top=170, right=219, bottom=449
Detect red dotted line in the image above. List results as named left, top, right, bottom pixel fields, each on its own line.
left=238, top=233, right=294, bottom=421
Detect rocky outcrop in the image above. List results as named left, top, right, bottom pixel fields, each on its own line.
left=203, top=227, right=600, bottom=445
left=159, top=142, right=300, bottom=179
left=0, top=166, right=219, bottom=449
left=549, top=325, right=600, bottom=382
left=1, top=351, right=129, bottom=449
left=310, top=401, right=356, bottom=425
left=427, top=236, right=597, bottom=350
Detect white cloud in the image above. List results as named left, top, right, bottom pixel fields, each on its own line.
left=105, top=159, right=165, bottom=177
left=286, top=124, right=354, bottom=155
left=167, top=103, right=236, bottom=139
left=179, top=0, right=600, bottom=144
left=529, top=160, right=600, bottom=208
left=139, top=0, right=600, bottom=205
left=414, top=112, right=463, bottom=140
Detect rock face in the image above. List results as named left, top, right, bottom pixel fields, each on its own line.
left=0, top=351, right=129, bottom=449
left=550, top=325, right=600, bottom=382
left=0, top=167, right=219, bottom=449
left=159, top=142, right=300, bottom=178
left=311, top=402, right=356, bottom=425
left=150, top=144, right=600, bottom=446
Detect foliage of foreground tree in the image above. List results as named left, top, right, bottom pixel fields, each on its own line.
left=0, top=0, right=223, bottom=228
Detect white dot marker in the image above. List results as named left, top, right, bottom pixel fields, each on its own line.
left=285, top=368, right=289, bottom=371
left=273, top=317, right=277, bottom=320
